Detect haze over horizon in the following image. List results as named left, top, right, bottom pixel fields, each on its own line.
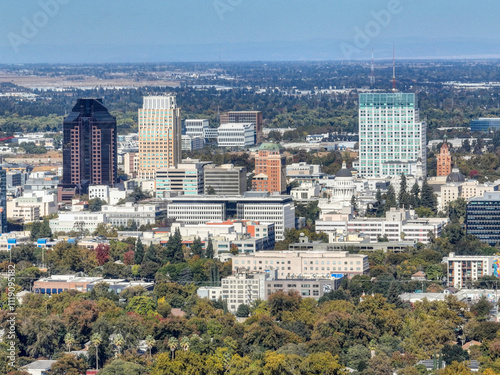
left=1, top=0, right=499, bottom=64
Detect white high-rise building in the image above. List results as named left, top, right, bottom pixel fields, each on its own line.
left=358, top=93, right=426, bottom=178
left=138, top=96, right=181, bottom=179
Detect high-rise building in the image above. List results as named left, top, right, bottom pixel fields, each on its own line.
left=252, top=143, right=286, bottom=194
left=138, top=96, right=181, bottom=179
left=221, top=111, right=263, bottom=144
left=358, top=93, right=426, bottom=178
left=466, top=192, right=500, bottom=246
left=155, top=159, right=210, bottom=198
left=204, top=164, right=247, bottom=195
left=437, top=142, right=452, bottom=176
left=58, top=99, right=117, bottom=202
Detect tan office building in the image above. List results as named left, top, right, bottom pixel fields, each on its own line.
left=221, top=111, right=263, bottom=144
left=138, top=96, right=181, bottom=179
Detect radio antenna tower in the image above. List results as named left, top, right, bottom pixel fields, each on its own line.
left=392, top=44, right=397, bottom=92
left=370, top=50, right=375, bottom=89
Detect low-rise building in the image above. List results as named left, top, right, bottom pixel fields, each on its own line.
left=181, top=135, right=204, bottom=151
left=232, top=250, right=369, bottom=279
left=33, top=275, right=104, bottom=294
left=87, top=279, right=154, bottom=294
left=316, top=207, right=448, bottom=244
left=7, top=191, right=57, bottom=221
left=49, top=212, right=107, bottom=234
left=443, top=252, right=500, bottom=288
left=102, top=202, right=167, bottom=228
left=155, top=159, right=210, bottom=198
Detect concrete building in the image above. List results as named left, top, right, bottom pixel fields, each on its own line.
left=217, top=123, right=255, bottom=148
left=123, top=151, right=139, bottom=178
left=252, top=143, right=287, bottom=194
left=443, top=252, right=500, bottom=288
left=358, top=93, right=426, bottom=178
left=102, top=202, right=167, bottom=228
left=466, top=192, right=500, bottom=246
left=156, top=159, right=210, bottom=198
left=204, top=164, right=247, bottom=196
left=88, top=185, right=128, bottom=205
left=290, top=183, right=321, bottom=201
left=222, top=272, right=267, bottom=313
left=49, top=212, right=107, bottom=234
left=286, top=162, right=324, bottom=182
left=316, top=207, right=448, bottom=244
left=232, top=250, right=369, bottom=279
left=437, top=142, right=452, bottom=176
left=181, top=135, right=204, bottom=151
left=185, top=119, right=209, bottom=139
left=221, top=111, right=263, bottom=144
left=58, top=98, right=117, bottom=201
left=265, top=277, right=342, bottom=299
left=87, top=279, right=154, bottom=294
left=138, top=96, right=181, bottom=179
left=167, top=192, right=295, bottom=241
left=33, top=275, right=104, bottom=294
left=7, top=191, right=57, bottom=222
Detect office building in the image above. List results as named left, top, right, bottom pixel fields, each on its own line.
left=181, top=135, right=204, bottom=151
left=437, top=142, right=452, bottom=176
left=123, top=151, right=139, bottom=178
left=7, top=191, right=57, bottom=222
left=470, top=118, right=500, bottom=132
left=155, top=159, right=210, bottom=198
left=221, top=111, right=263, bottom=144
left=185, top=119, right=209, bottom=138
left=358, top=93, right=426, bottom=178
left=217, top=123, right=255, bottom=148
left=252, top=143, right=287, bottom=194
left=204, top=164, right=247, bottom=195
left=58, top=99, right=117, bottom=201
left=443, top=252, right=500, bottom=288
left=167, top=192, right=295, bottom=241
left=466, top=192, right=500, bottom=246
left=101, top=202, right=167, bottom=228
left=316, top=207, right=448, bottom=244
left=49, top=212, right=107, bottom=234
left=232, top=250, right=369, bottom=279
left=138, top=96, right=181, bottom=179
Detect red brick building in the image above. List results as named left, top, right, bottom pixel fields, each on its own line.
left=252, top=143, right=286, bottom=194
left=437, top=142, right=452, bottom=176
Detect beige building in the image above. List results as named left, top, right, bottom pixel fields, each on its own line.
left=7, top=192, right=57, bottom=222
left=124, top=152, right=139, bottom=178
left=232, top=250, right=369, bottom=279
left=441, top=180, right=497, bottom=209
left=138, top=96, right=181, bottom=179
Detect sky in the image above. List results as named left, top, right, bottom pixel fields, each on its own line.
left=0, top=0, right=499, bottom=63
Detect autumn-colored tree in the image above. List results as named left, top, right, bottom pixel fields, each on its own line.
left=123, top=250, right=135, bottom=265
left=95, top=243, right=111, bottom=266
left=50, top=354, right=87, bottom=375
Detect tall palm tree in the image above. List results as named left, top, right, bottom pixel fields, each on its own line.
left=112, top=333, right=125, bottom=357
left=145, top=335, right=156, bottom=358
left=90, top=333, right=103, bottom=371
left=168, top=337, right=178, bottom=359
left=64, top=332, right=76, bottom=353
left=180, top=336, right=190, bottom=351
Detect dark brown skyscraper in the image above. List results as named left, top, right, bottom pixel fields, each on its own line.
left=58, top=99, right=117, bottom=202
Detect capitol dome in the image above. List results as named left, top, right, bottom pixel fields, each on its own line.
left=446, top=165, right=465, bottom=183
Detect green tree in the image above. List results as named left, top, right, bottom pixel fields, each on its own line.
left=385, top=185, right=397, bottom=211
left=64, top=332, right=76, bottom=352
left=144, top=243, right=158, bottom=264
left=39, top=218, right=52, bottom=239
left=88, top=198, right=106, bottom=212
left=30, top=220, right=41, bottom=241
left=420, top=178, right=437, bottom=213
left=134, top=237, right=144, bottom=265
left=410, top=182, right=421, bottom=208
left=90, top=333, right=103, bottom=371
left=100, top=359, right=145, bottom=375
left=205, top=238, right=214, bottom=259
left=190, top=237, right=204, bottom=258
left=399, top=173, right=409, bottom=208
left=347, top=344, right=371, bottom=371
left=166, top=228, right=184, bottom=263
left=206, top=186, right=216, bottom=195
left=50, top=354, right=87, bottom=375
left=236, top=304, right=250, bottom=318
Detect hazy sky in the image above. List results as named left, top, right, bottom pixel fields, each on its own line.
left=0, top=0, right=499, bottom=63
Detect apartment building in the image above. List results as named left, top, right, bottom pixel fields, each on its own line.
left=443, top=252, right=499, bottom=288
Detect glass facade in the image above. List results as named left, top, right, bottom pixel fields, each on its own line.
left=470, top=118, right=500, bottom=132
left=466, top=195, right=500, bottom=245
left=60, top=99, right=117, bottom=195
left=358, top=93, right=426, bottom=178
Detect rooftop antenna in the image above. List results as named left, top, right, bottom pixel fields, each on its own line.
left=392, top=44, right=397, bottom=92
left=370, top=49, right=375, bottom=89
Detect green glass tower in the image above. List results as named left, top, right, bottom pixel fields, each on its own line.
left=358, top=93, right=426, bottom=178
